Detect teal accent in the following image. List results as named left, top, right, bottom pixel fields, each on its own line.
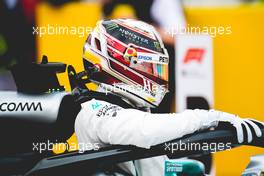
left=91, top=102, right=102, bottom=109
left=165, top=160, right=205, bottom=176
left=157, top=64, right=162, bottom=77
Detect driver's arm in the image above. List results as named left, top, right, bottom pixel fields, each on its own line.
left=75, top=99, right=263, bottom=150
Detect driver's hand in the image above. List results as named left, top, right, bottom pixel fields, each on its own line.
left=209, top=110, right=264, bottom=143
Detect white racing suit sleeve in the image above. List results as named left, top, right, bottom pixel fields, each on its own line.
left=94, top=109, right=216, bottom=149
left=75, top=99, right=214, bottom=149
left=74, top=99, right=262, bottom=150
left=74, top=99, right=263, bottom=176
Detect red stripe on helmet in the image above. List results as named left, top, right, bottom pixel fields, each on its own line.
left=106, top=36, right=126, bottom=53
left=109, top=60, right=144, bottom=86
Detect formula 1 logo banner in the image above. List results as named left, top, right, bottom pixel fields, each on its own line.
left=183, top=48, right=205, bottom=64
left=175, top=34, right=213, bottom=112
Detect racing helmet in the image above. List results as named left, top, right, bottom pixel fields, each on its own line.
left=83, top=19, right=169, bottom=108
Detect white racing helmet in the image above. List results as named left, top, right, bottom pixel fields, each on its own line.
left=83, top=19, right=169, bottom=108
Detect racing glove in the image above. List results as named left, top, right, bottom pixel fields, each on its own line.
left=200, top=109, right=264, bottom=143
left=141, top=109, right=264, bottom=147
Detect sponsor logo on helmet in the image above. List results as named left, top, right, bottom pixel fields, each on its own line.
left=119, top=28, right=149, bottom=44
left=0, top=102, right=43, bottom=112
left=138, top=55, right=152, bottom=61
left=137, top=52, right=167, bottom=64
left=159, top=56, right=168, bottom=63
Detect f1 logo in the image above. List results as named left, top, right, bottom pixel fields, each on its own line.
left=183, top=48, right=205, bottom=64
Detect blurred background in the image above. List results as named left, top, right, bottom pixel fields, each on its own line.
left=1, top=0, right=264, bottom=175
